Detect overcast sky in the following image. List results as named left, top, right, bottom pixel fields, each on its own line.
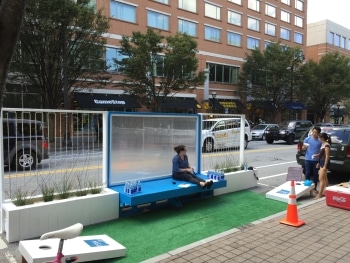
left=307, top=0, right=350, bottom=29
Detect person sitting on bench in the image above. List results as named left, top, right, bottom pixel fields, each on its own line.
left=172, top=145, right=213, bottom=189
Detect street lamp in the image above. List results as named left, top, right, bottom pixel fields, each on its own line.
left=336, top=103, right=341, bottom=124
left=212, top=92, right=216, bottom=113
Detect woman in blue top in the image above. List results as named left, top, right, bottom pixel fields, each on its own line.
left=315, top=133, right=331, bottom=199
left=172, top=145, right=213, bottom=189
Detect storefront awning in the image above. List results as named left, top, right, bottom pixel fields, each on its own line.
left=161, top=98, right=201, bottom=109
left=74, top=93, right=141, bottom=108
left=210, top=99, right=243, bottom=110
left=285, top=101, right=306, bottom=110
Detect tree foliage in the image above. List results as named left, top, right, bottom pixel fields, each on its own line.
left=116, top=29, right=206, bottom=111
left=9, top=0, right=109, bottom=109
left=297, top=52, right=350, bottom=122
left=0, top=0, right=27, bottom=109
left=239, top=41, right=304, bottom=121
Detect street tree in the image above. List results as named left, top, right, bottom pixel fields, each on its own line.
left=239, top=41, right=304, bottom=122
left=9, top=0, right=109, bottom=109
left=297, top=52, right=350, bottom=122
left=0, top=0, right=27, bottom=109
left=116, top=29, right=206, bottom=111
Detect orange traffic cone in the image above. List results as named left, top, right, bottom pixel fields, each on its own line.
left=280, top=180, right=305, bottom=227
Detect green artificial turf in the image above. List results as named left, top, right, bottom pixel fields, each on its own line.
left=82, top=190, right=286, bottom=263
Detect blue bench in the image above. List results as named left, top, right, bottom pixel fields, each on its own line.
left=109, top=174, right=227, bottom=217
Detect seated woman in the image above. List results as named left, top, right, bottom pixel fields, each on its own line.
left=172, top=145, right=213, bottom=189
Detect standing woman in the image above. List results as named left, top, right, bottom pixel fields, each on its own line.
left=172, top=145, right=213, bottom=189
left=315, top=133, right=331, bottom=199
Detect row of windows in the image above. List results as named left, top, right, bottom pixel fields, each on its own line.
left=328, top=32, right=350, bottom=51
left=111, top=1, right=304, bottom=45
left=105, top=48, right=240, bottom=85
left=152, top=0, right=304, bottom=13
left=111, top=1, right=305, bottom=30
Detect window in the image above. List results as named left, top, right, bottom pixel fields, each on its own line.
left=178, top=19, right=197, bottom=37
left=264, top=41, right=272, bottom=49
left=106, top=47, right=127, bottom=72
left=294, top=32, right=303, bottom=44
left=178, top=0, right=196, bottom=12
left=281, top=10, right=290, bottom=23
left=248, top=17, right=260, bottom=31
left=280, top=28, right=290, bottom=40
left=155, top=0, right=169, bottom=4
left=247, top=37, right=259, bottom=49
left=265, top=23, right=276, bottom=36
left=341, top=36, right=346, bottom=48
left=294, top=16, right=303, bottom=27
left=265, top=4, right=276, bottom=18
left=281, top=0, right=290, bottom=5
left=328, top=32, right=334, bottom=44
left=110, top=1, right=136, bottom=23
left=335, top=34, right=340, bottom=46
left=295, top=0, right=303, bottom=11
left=248, top=0, right=260, bottom=12
left=205, top=3, right=221, bottom=20
left=205, top=26, right=221, bottom=42
left=147, top=10, right=169, bottom=30
left=154, top=55, right=165, bottom=77
left=227, top=31, right=242, bottom=47
left=228, top=10, right=242, bottom=26
left=228, top=0, right=241, bottom=4
left=206, top=63, right=239, bottom=84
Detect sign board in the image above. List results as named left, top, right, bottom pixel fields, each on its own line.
left=286, top=167, right=303, bottom=181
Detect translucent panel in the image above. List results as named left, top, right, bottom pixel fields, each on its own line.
left=108, top=114, right=199, bottom=185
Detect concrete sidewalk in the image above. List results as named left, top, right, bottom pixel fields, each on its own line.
left=143, top=198, right=350, bottom=263
left=1, top=197, right=349, bottom=262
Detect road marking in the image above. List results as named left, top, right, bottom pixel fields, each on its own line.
left=255, top=161, right=297, bottom=169
left=259, top=173, right=287, bottom=180
left=4, top=165, right=102, bottom=179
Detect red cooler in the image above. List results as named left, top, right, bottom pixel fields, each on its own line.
left=325, top=185, right=350, bottom=211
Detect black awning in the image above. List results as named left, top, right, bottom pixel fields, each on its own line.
left=74, top=93, right=141, bottom=108
left=161, top=98, right=201, bottom=109
left=285, top=101, right=306, bottom=110
left=249, top=100, right=274, bottom=110
left=209, top=99, right=225, bottom=111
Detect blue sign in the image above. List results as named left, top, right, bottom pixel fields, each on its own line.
left=84, top=239, right=109, bottom=247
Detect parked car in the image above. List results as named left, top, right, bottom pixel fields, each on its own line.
left=264, top=120, right=313, bottom=145
left=251, top=124, right=279, bottom=140
left=314, top=122, right=334, bottom=127
left=202, top=118, right=252, bottom=152
left=3, top=119, right=49, bottom=170
left=296, top=126, right=350, bottom=173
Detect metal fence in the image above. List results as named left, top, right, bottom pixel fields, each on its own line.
left=0, top=109, right=247, bottom=202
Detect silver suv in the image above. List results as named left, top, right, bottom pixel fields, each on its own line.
left=3, top=119, right=49, bottom=170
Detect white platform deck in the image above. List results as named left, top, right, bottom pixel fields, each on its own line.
left=265, top=181, right=314, bottom=203
left=18, top=234, right=126, bottom=263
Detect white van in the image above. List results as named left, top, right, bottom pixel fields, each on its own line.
left=202, top=118, right=252, bottom=152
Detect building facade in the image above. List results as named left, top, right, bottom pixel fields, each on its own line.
left=5, top=0, right=308, bottom=120
left=306, top=19, right=350, bottom=124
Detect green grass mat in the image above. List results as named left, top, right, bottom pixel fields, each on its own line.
left=82, top=190, right=286, bottom=263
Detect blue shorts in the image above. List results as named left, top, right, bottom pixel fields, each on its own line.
left=319, top=159, right=330, bottom=169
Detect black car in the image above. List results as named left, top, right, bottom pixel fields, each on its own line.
left=296, top=126, right=350, bottom=173
left=3, top=119, right=49, bottom=170
left=264, top=120, right=313, bottom=145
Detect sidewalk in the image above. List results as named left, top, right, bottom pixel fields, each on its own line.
left=1, top=197, right=349, bottom=262
left=143, top=198, right=350, bottom=263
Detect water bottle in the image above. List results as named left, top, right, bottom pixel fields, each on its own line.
left=244, top=162, right=247, bottom=171
left=137, top=181, right=141, bottom=192
left=348, top=180, right=350, bottom=190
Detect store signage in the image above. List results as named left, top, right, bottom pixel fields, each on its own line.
left=94, top=99, right=126, bottom=105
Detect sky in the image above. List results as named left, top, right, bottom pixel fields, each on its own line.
left=307, top=0, right=350, bottom=29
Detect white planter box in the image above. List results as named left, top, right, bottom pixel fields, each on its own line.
left=213, top=169, right=258, bottom=196
left=2, top=188, right=119, bottom=243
